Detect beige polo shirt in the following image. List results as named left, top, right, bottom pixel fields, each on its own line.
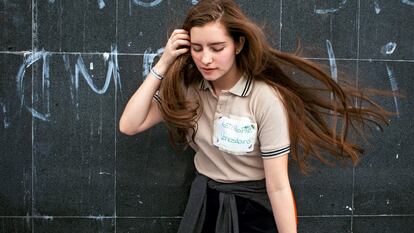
left=184, top=75, right=291, bottom=183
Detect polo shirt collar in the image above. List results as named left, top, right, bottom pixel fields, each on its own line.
left=199, top=74, right=253, bottom=97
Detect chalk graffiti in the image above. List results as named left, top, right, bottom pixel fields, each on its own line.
left=98, top=0, right=106, bottom=9
left=385, top=64, right=400, bottom=117
left=142, top=47, right=165, bottom=78
left=132, top=0, right=163, bottom=7
left=314, top=0, right=348, bottom=14
left=326, top=40, right=338, bottom=83
left=0, top=101, right=11, bottom=128
left=326, top=40, right=338, bottom=107
left=16, top=46, right=121, bottom=121
left=92, top=0, right=198, bottom=10
left=16, top=51, right=51, bottom=121
left=63, top=45, right=121, bottom=120
left=381, top=42, right=397, bottom=55
left=401, top=0, right=414, bottom=7
left=374, top=0, right=381, bottom=14
left=380, top=40, right=400, bottom=117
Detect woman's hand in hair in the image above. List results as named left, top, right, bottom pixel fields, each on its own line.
left=156, top=29, right=191, bottom=74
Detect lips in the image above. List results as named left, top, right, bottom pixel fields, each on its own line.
left=200, top=67, right=217, bottom=74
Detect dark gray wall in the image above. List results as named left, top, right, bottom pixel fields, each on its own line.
left=1, top=0, right=413, bottom=232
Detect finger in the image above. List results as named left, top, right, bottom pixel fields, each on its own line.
left=175, top=48, right=189, bottom=56
left=173, top=39, right=191, bottom=48
left=171, top=34, right=190, bottom=43
left=171, top=29, right=188, bottom=37
left=172, top=33, right=190, bottom=41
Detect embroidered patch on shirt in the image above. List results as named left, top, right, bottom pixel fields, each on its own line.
left=213, top=115, right=257, bottom=155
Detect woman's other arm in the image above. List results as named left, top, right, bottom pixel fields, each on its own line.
left=264, top=154, right=297, bottom=233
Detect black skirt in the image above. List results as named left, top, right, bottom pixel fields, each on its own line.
left=202, top=187, right=278, bottom=233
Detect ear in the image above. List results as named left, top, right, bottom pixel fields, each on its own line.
left=236, top=36, right=245, bottom=54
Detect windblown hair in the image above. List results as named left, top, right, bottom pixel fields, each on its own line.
left=157, top=0, right=393, bottom=173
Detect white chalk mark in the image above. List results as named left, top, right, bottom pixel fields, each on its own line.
left=98, top=0, right=106, bottom=9
left=99, top=171, right=111, bottom=175
left=89, top=62, right=94, bottom=70
left=385, top=64, right=399, bottom=92
left=0, top=102, right=10, bottom=128
left=62, top=54, right=78, bottom=117
left=41, top=216, right=54, bottom=220
left=314, top=0, right=347, bottom=14
left=326, top=40, right=338, bottom=83
left=76, top=57, right=114, bottom=94
left=103, top=52, right=110, bottom=61
left=94, top=215, right=105, bottom=221
left=16, top=51, right=51, bottom=121
left=142, top=47, right=165, bottom=78
left=63, top=45, right=121, bottom=120
left=17, top=52, right=42, bottom=108
left=381, top=42, right=397, bottom=55
left=78, top=48, right=120, bottom=95
left=385, top=64, right=400, bottom=117
left=345, top=205, right=353, bottom=211
left=401, top=0, right=414, bottom=7
left=132, top=0, right=163, bottom=7
left=191, top=0, right=199, bottom=5
left=396, top=153, right=399, bottom=159
left=326, top=39, right=338, bottom=107
left=374, top=1, right=381, bottom=14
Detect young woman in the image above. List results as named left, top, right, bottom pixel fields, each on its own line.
left=119, top=0, right=391, bottom=232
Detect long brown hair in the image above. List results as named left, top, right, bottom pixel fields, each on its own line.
left=157, top=0, right=393, bottom=173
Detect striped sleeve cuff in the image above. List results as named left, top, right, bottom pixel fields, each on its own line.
left=261, top=145, right=290, bottom=159
left=153, top=91, right=161, bottom=104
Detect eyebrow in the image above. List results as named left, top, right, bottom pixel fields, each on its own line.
left=190, top=42, right=227, bottom=46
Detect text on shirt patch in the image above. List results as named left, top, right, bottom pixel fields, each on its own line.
left=213, top=116, right=257, bottom=155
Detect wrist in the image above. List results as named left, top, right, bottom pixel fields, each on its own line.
left=150, top=67, right=164, bottom=81
left=153, top=60, right=169, bottom=75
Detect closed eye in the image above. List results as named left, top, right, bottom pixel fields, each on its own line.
left=211, top=47, right=224, bottom=52
left=191, top=46, right=202, bottom=52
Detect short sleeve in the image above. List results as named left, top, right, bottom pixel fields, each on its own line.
left=256, top=88, right=290, bottom=159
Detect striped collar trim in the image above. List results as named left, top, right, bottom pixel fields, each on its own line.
left=199, top=74, right=253, bottom=97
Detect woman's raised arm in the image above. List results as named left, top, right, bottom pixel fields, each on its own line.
left=119, top=29, right=190, bottom=135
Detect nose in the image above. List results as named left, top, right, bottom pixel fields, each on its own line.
left=201, top=51, right=213, bottom=65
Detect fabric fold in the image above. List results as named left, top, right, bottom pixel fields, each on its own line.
left=177, top=174, right=271, bottom=233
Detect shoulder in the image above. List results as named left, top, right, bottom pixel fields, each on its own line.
left=250, top=79, right=284, bottom=107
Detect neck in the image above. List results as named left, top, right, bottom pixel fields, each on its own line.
left=211, top=68, right=241, bottom=95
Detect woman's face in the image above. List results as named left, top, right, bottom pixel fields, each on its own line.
left=190, top=21, right=241, bottom=85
